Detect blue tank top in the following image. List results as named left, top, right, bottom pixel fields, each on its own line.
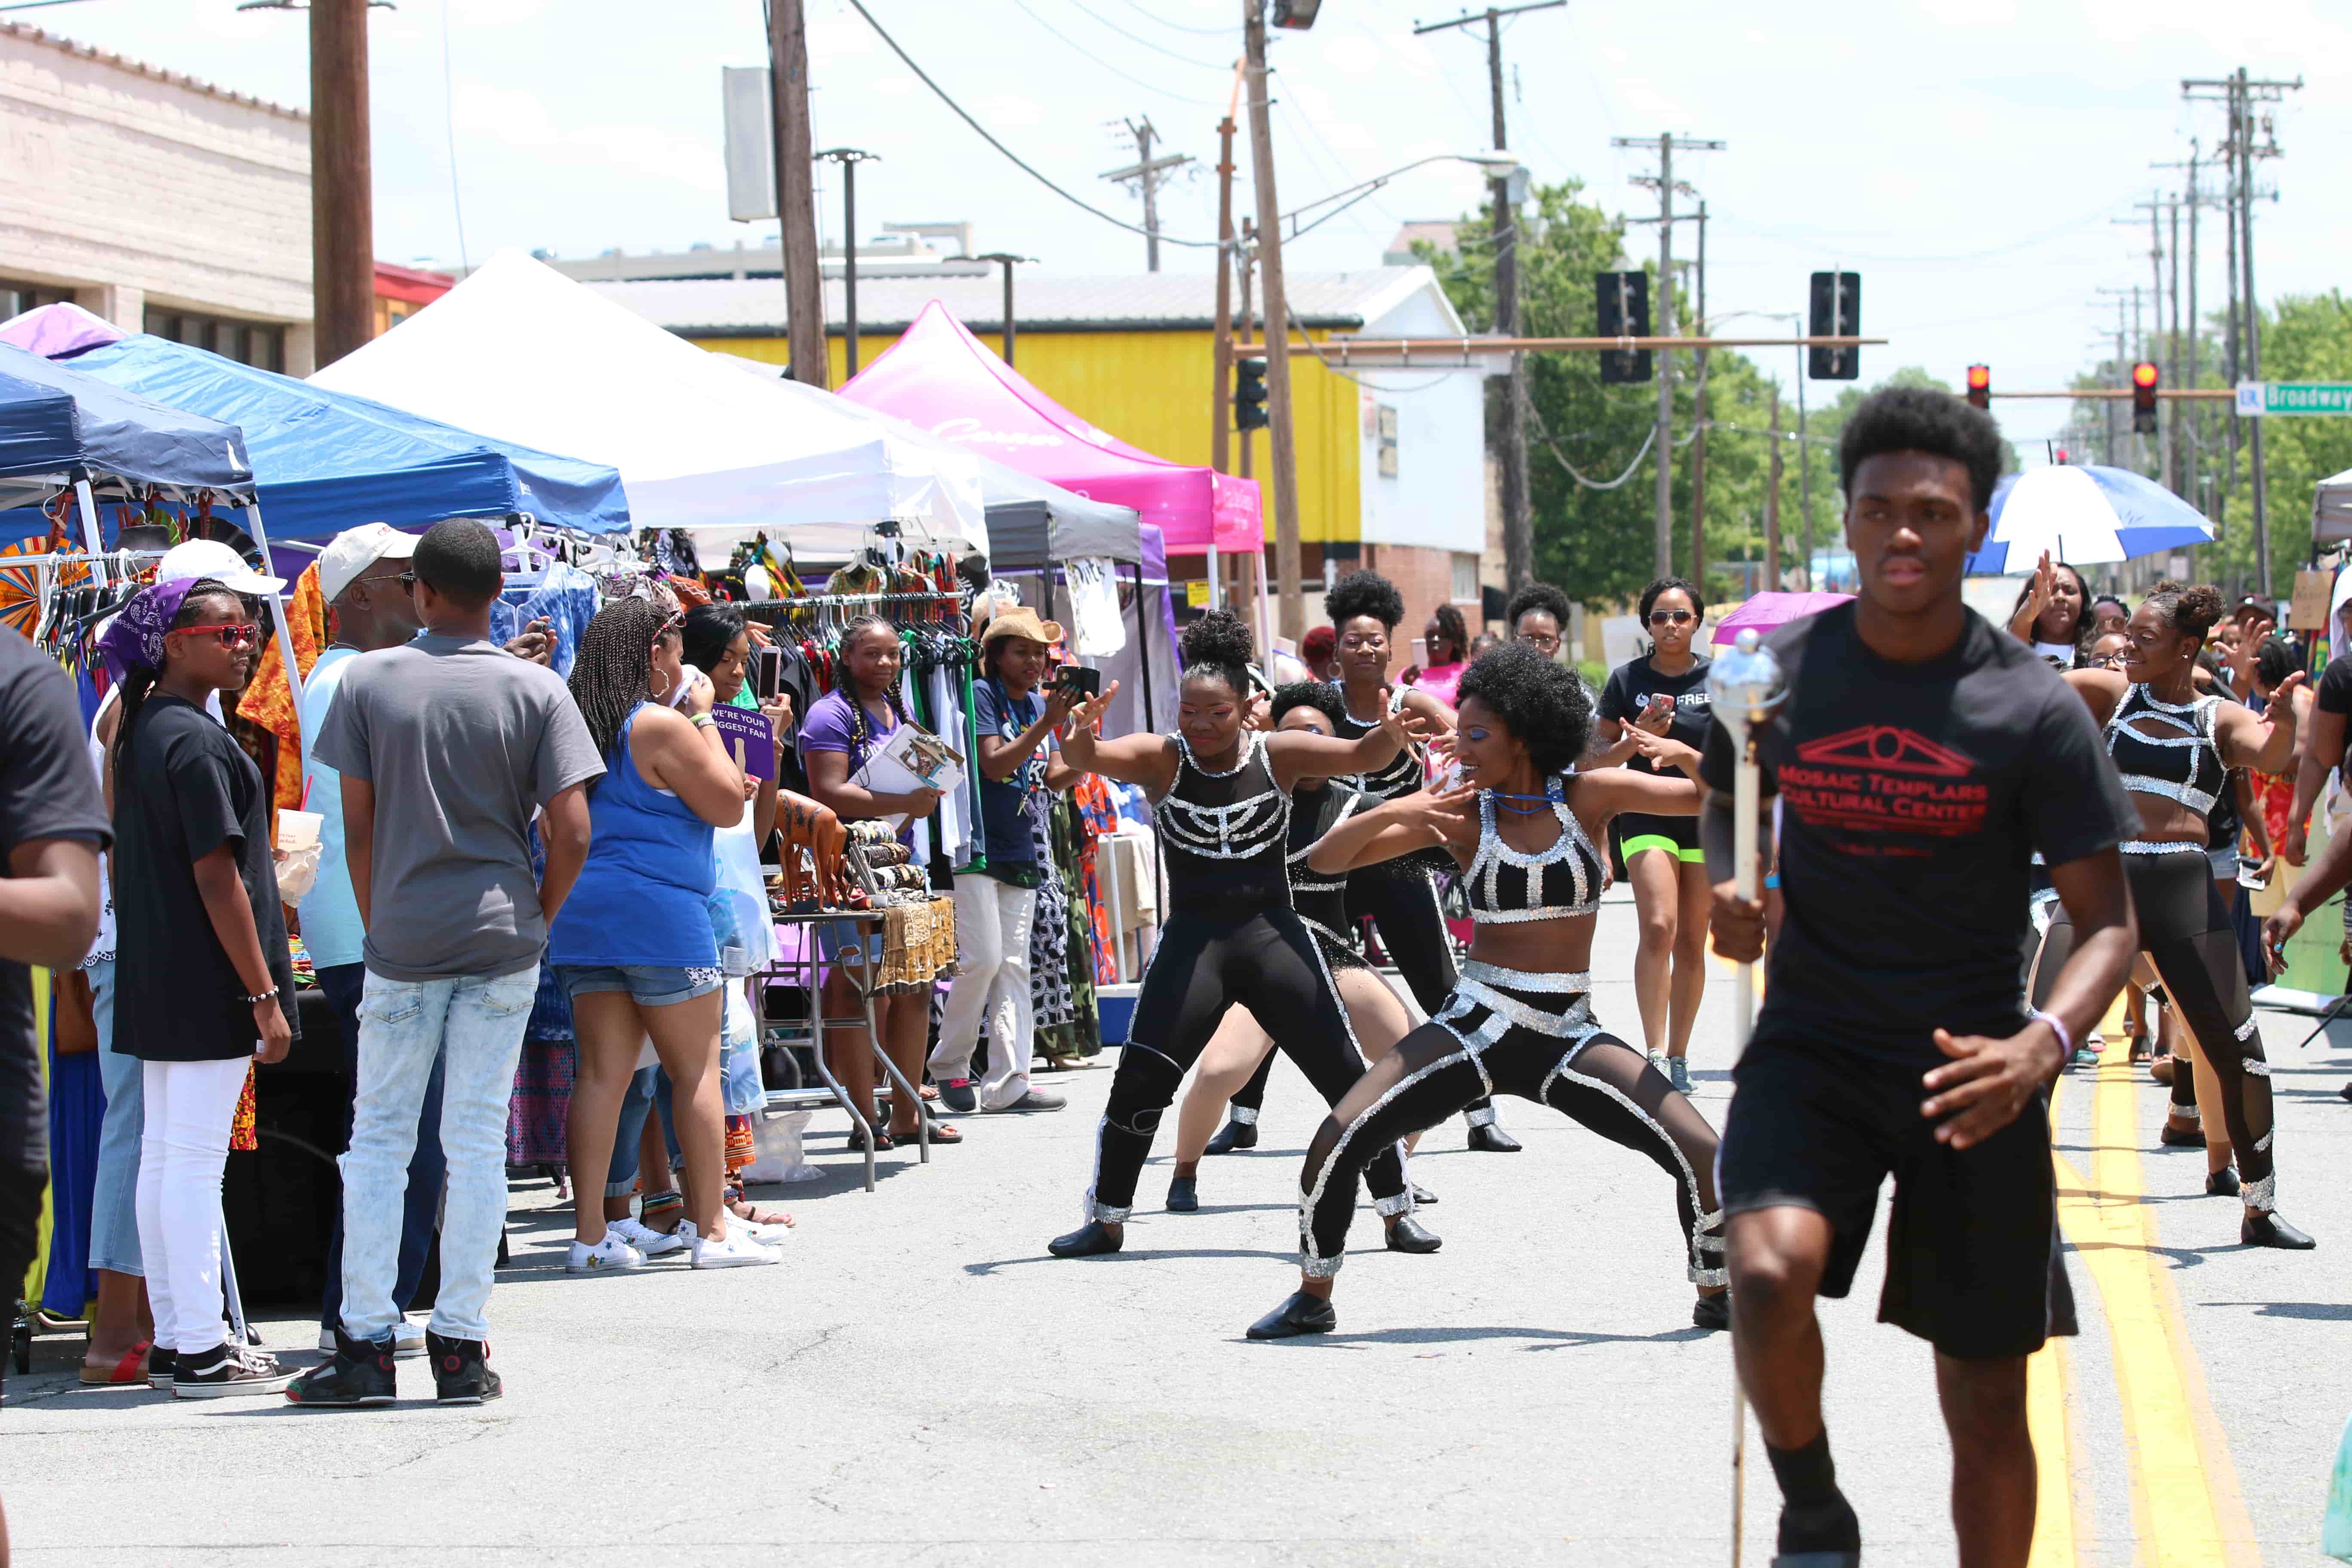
left=548, top=705, right=719, bottom=969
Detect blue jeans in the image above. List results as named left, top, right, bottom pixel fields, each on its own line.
left=606, top=1066, right=682, bottom=1199
left=85, top=958, right=143, bottom=1277
left=316, top=963, right=444, bottom=1331
left=338, top=965, right=537, bottom=1344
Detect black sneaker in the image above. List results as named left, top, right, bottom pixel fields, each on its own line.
left=145, top=1346, right=176, bottom=1391
left=426, top=1331, right=502, bottom=1405
left=937, top=1078, right=979, bottom=1115
left=173, top=1342, right=297, bottom=1400
left=286, top=1329, right=399, bottom=1408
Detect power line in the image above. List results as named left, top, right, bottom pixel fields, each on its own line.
left=1049, top=0, right=1232, bottom=70
left=1005, top=0, right=1226, bottom=104
left=1525, top=398, right=1656, bottom=489
left=440, top=0, right=470, bottom=274
left=1117, top=0, right=1236, bottom=37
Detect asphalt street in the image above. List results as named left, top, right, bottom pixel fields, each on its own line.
left=5, top=885, right=2345, bottom=1565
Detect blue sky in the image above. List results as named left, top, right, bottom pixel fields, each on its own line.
left=37, top=0, right=2352, bottom=448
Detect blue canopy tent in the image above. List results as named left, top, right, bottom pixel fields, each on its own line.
left=58, top=334, right=629, bottom=540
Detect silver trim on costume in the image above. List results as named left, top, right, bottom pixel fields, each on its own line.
left=2118, top=839, right=2210, bottom=857
left=2242, top=1057, right=2270, bottom=1077
left=2242, top=1171, right=2277, bottom=1212
left=1465, top=780, right=1606, bottom=923
left=2107, top=685, right=2225, bottom=817
left=2253, top=1129, right=2274, bottom=1153
left=1463, top=1104, right=1498, bottom=1128
left=1157, top=732, right=1288, bottom=861
left=1286, top=788, right=1359, bottom=896
left=1297, top=1045, right=1470, bottom=1274
left=1228, top=1104, right=1259, bottom=1127
left=2234, top=1016, right=2260, bottom=1041
left=1545, top=1052, right=1718, bottom=1284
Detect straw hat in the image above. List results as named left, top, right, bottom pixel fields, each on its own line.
left=978, top=604, right=1065, bottom=649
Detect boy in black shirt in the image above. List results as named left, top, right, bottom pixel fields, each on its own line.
left=1700, top=386, right=2140, bottom=1568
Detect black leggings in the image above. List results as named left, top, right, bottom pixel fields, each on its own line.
left=1083, top=909, right=1409, bottom=1222
left=1297, top=963, right=1723, bottom=1278
left=2037, top=847, right=2276, bottom=1207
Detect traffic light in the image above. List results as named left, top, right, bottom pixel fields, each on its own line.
left=1234, top=355, right=1270, bottom=432
left=1271, top=0, right=1321, bottom=26
left=1808, top=271, right=1861, bottom=380
left=2132, top=361, right=2159, bottom=435
left=1595, top=271, right=1651, bottom=385
left=1966, top=364, right=1990, bottom=410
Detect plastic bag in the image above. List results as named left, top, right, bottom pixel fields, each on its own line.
left=2325, top=1408, right=2352, bottom=1561
left=708, top=815, right=774, bottom=977
left=720, top=981, right=766, bottom=1115
left=738, top=1109, right=821, bottom=1184
left=274, top=841, right=322, bottom=901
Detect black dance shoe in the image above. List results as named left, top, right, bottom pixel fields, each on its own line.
left=1047, top=1221, right=1124, bottom=1258
left=1409, top=1182, right=1438, bottom=1205
left=1203, top=1118, right=1258, bottom=1155
left=1466, top=1122, right=1523, bottom=1153
left=2205, top=1167, right=2241, bottom=1197
left=1692, top=1292, right=1730, bottom=1332
left=1246, top=1291, right=1336, bottom=1340
left=2158, top=1119, right=2206, bottom=1149
left=2242, top=1210, right=2316, bottom=1250
left=1166, top=1176, right=1199, bottom=1212
left=1384, top=1215, right=1442, bottom=1254
left=1773, top=1493, right=1862, bottom=1567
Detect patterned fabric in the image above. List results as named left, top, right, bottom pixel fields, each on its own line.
left=238, top=561, right=327, bottom=817
left=1032, top=792, right=1103, bottom=1060
left=230, top=1061, right=257, bottom=1153
left=725, top=1113, right=754, bottom=1175
left=1029, top=797, right=1075, bottom=1032
left=95, top=576, right=201, bottom=681
left=505, top=1037, right=575, bottom=1167
left=1072, top=773, right=1118, bottom=984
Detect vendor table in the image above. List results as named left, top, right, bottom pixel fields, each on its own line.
left=761, top=909, right=930, bottom=1192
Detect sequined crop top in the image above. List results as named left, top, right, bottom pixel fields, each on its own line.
left=1155, top=732, right=1292, bottom=910
left=2104, top=684, right=2225, bottom=817
left=1331, top=686, right=1423, bottom=801
left=1286, top=781, right=1361, bottom=938
left=1463, top=776, right=1608, bottom=923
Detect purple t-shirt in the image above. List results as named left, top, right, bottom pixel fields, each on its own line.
left=798, top=687, right=914, bottom=848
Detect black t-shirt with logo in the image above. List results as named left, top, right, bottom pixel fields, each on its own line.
left=1601, top=655, right=1713, bottom=776
left=1699, top=603, right=2137, bottom=1066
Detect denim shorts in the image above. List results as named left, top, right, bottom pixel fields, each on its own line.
left=815, top=920, right=884, bottom=968
left=557, top=964, right=725, bottom=1008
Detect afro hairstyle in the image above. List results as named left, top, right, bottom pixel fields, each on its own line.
left=1455, top=641, right=1593, bottom=778
left=1504, top=581, right=1571, bottom=633
left=1323, top=569, right=1406, bottom=630
left=1837, top=383, right=2006, bottom=514
left=1180, top=606, right=1257, bottom=698
left=1269, top=679, right=1348, bottom=731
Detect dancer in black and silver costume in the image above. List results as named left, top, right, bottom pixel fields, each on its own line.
left=1046, top=612, right=1441, bottom=1260
left=1247, top=643, right=1728, bottom=1338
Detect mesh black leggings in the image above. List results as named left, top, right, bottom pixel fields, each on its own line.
left=1081, top=908, right=1409, bottom=1222
left=1295, top=968, right=1723, bottom=1278
left=2037, top=847, right=2277, bottom=1207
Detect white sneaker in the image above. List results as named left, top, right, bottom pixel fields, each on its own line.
left=315, top=1315, right=427, bottom=1359
left=684, top=1220, right=777, bottom=1269
left=609, top=1216, right=687, bottom=1259
left=723, top=1207, right=792, bottom=1246
left=565, top=1233, right=645, bottom=1274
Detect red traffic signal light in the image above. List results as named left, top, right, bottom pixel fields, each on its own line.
left=2131, top=361, right=2159, bottom=434
left=1966, top=364, right=1990, bottom=410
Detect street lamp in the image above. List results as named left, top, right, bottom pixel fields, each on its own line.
left=815, top=147, right=880, bottom=377
left=1278, top=153, right=1521, bottom=242
left=948, top=253, right=1035, bottom=366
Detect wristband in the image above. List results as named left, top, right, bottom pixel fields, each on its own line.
left=245, top=986, right=279, bottom=1005
left=2029, top=1008, right=2072, bottom=1057
left=690, top=712, right=718, bottom=730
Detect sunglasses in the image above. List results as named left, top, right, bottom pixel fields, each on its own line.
left=167, top=622, right=262, bottom=652
left=1648, top=609, right=1696, bottom=627
left=1515, top=631, right=1562, bottom=651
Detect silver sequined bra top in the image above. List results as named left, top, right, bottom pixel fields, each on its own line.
left=2104, top=683, right=2225, bottom=817
left=1330, top=686, right=1424, bottom=801
left=1463, top=776, right=1608, bottom=923
left=1155, top=731, right=1293, bottom=909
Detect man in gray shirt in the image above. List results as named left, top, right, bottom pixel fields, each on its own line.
left=290, top=518, right=601, bottom=1409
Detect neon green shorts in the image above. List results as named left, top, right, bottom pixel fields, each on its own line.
left=1621, top=832, right=1705, bottom=864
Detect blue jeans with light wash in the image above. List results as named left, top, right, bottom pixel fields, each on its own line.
left=316, top=962, right=444, bottom=1332
left=85, top=957, right=143, bottom=1277
left=338, top=965, right=539, bottom=1345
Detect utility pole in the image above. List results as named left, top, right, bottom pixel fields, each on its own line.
left=1616, top=130, right=1725, bottom=576
left=1795, top=345, right=1812, bottom=591
left=1235, top=218, right=1258, bottom=615
left=1102, top=117, right=1193, bottom=273
left=815, top=149, right=879, bottom=377
left=768, top=0, right=827, bottom=387
left=1244, top=0, right=1304, bottom=639
left=1211, top=110, right=1238, bottom=479
left=949, top=252, right=1033, bottom=364
left=2130, top=196, right=2170, bottom=487
left=1413, top=2, right=1559, bottom=593
left=309, top=0, right=374, bottom=367
left=1689, top=204, right=1709, bottom=591
left=1763, top=380, right=1782, bottom=591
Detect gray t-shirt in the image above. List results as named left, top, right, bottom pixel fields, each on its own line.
left=315, top=633, right=604, bottom=982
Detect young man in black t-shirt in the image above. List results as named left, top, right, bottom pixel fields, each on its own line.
left=1700, top=386, right=2140, bottom=1568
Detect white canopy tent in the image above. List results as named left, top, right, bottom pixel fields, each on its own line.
left=2316, top=466, right=2352, bottom=545
left=309, top=249, right=986, bottom=556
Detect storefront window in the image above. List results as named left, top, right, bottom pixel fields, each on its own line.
left=143, top=308, right=285, bottom=373
left=0, top=277, right=75, bottom=320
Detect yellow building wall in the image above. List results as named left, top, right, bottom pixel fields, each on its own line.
left=701, top=328, right=1362, bottom=545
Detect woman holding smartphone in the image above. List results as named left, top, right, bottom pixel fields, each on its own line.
left=1592, top=577, right=1712, bottom=1093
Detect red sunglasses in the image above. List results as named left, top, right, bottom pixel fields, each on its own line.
left=166, top=623, right=262, bottom=652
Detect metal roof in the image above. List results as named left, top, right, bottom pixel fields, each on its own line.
left=586, top=268, right=1439, bottom=337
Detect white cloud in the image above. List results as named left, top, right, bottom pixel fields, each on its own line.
left=1320, top=35, right=1383, bottom=78
left=1617, top=78, right=1690, bottom=126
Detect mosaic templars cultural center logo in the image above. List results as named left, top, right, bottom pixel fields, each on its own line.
left=1781, top=726, right=1988, bottom=847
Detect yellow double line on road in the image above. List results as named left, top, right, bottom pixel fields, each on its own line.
left=2033, top=1051, right=2261, bottom=1566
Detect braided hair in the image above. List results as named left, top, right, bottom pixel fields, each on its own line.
left=838, top=613, right=910, bottom=757
left=115, top=578, right=243, bottom=811
left=568, top=599, right=675, bottom=790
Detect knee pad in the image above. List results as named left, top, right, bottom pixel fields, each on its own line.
left=1104, top=1042, right=1186, bottom=1135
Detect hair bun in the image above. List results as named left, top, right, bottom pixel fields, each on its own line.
left=2177, top=583, right=2225, bottom=637
left=1180, top=606, right=1257, bottom=669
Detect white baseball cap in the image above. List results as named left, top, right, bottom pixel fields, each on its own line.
left=155, top=537, right=285, bottom=595
left=317, top=523, right=420, bottom=604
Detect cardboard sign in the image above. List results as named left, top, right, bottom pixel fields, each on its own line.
left=2290, top=570, right=2331, bottom=632
left=708, top=704, right=777, bottom=781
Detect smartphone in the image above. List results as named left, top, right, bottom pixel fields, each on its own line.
left=1410, top=636, right=1430, bottom=671
left=2239, top=853, right=2272, bottom=891
left=1055, top=664, right=1101, bottom=701
left=753, top=645, right=783, bottom=701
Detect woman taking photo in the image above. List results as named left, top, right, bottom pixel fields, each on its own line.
left=1404, top=603, right=1471, bottom=710
left=798, top=616, right=952, bottom=1151
left=1592, top=577, right=1713, bottom=1093
left=1044, top=610, right=1439, bottom=1260
left=2007, top=553, right=2091, bottom=668
left=102, top=578, right=297, bottom=1395
left=2038, top=582, right=2312, bottom=1248
left=1246, top=643, right=1727, bottom=1339
left=549, top=600, right=774, bottom=1272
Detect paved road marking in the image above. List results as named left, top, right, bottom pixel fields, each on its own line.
left=2027, top=1073, right=2076, bottom=1568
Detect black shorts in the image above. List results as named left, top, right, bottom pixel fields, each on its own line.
left=1613, top=811, right=1703, bottom=864
left=1720, top=1030, right=2076, bottom=1360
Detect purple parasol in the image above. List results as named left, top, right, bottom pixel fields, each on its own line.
left=1709, top=591, right=1854, bottom=647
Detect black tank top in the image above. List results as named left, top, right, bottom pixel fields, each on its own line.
left=1286, top=780, right=1360, bottom=938
left=1330, top=685, right=1422, bottom=801
left=1155, top=732, right=1291, bottom=912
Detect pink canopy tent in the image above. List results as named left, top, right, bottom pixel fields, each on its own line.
left=839, top=300, right=1260, bottom=556
left=0, top=301, right=126, bottom=360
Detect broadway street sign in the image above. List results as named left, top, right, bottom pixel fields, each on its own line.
left=2236, top=381, right=2352, bottom=417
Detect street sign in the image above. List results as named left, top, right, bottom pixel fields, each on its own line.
left=2236, top=381, right=2352, bottom=417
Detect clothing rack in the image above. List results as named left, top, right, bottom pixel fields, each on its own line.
left=741, top=590, right=963, bottom=612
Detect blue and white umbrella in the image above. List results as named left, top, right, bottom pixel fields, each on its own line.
left=1966, top=464, right=2215, bottom=576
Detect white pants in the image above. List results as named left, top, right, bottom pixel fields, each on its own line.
left=928, top=873, right=1038, bottom=1110
left=134, top=1057, right=248, bottom=1354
